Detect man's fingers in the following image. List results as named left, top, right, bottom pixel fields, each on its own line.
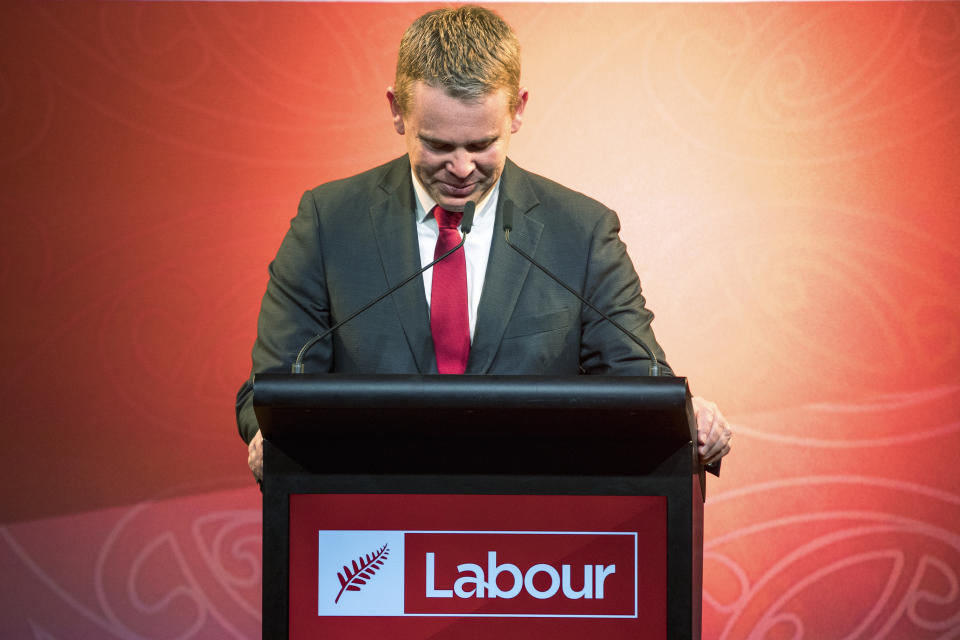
left=699, top=417, right=721, bottom=449
left=247, top=430, right=264, bottom=482
left=698, top=414, right=719, bottom=446
left=701, top=430, right=731, bottom=461
left=693, top=397, right=720, bottom=451
left=702, top=441, right=731, bottom=466
left=692, top=396, right=732, bottom=464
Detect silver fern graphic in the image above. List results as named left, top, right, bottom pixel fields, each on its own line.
left=334, top=543, right=390, bottom=604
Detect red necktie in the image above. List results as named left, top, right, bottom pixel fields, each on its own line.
left=431, top=206, right=470, bottom=374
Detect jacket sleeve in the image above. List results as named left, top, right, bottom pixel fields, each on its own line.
left=235, top=190, right=332, bottom=444
left=577, top=208, right=673, bottom=377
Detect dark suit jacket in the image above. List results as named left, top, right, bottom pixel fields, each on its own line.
left=236, top=156, right=671, bottom=443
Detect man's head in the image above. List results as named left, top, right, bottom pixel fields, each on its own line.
left=392, top=6, right=522, bottom=117
left=387, top=6, right=528, bottom=211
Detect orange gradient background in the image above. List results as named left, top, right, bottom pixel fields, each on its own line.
left=1, top=2, right=959, bottom=638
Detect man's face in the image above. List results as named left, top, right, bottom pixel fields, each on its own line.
left=388, top=81, right=528, bottom=212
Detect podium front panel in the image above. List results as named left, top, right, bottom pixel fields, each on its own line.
left=287, top=493, right=666, bottom=640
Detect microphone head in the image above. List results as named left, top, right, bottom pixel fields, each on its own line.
left=460, top=200, right=476, bottom=234
left=502, top=200, right=514, bottom=232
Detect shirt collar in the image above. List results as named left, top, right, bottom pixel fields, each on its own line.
left=412, top=170, right=500, bottom=229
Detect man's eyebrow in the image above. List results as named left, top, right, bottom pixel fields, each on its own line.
left=418, top=134, right=498, bottom=147
left=417, top=134, right=449, bottom=146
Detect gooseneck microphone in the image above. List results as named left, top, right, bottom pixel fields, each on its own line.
left=291, top=200, right=476, bottom=373
left=501, top=200, right=661, bottom=376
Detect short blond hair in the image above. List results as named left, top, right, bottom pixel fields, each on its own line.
left=394, top=6, right=521, bottom=114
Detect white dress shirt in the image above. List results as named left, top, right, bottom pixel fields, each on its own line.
left=411, top=172, right=498, bottom=341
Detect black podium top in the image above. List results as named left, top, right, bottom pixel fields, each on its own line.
left=254, top=374, right=697, bottom=477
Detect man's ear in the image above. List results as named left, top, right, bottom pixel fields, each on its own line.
left=510, top=88, right=529, bottom=134
left=386, top=87, right=405, bottom=135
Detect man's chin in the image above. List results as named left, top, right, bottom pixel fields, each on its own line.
left=432, top=184, right=491, bottom=212
left=432, top=193, right=473, bottom=212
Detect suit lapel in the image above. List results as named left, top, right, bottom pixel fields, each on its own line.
left=467, top=160, right=542, bottom=373
left=369, top=158, right=437, bottom=373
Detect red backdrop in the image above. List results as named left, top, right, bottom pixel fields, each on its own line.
left=1, top=2, right=958, bottom=638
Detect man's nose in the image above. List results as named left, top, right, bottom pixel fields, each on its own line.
left=446, top=149, right=475, bottom=179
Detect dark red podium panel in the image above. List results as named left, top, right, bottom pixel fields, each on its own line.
left=288, top=494, right=666, bottom=640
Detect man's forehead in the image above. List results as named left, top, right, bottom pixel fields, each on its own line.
left=406, top=85, right=510, bottom=128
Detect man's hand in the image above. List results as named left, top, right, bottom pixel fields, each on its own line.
left=692, top=396, right=731, bottom=466
left=248, top=429, right=264, bottom=482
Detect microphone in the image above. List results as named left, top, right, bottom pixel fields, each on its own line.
left=291, top=200, right=476, bottom=373
left=501, top=201, right=660, bottom=376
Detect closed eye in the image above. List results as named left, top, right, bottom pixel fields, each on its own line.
left=422, top=139, right=454, bottom=152
left=466, top=139, right=496, bottom=152
left=419, top=135, right=497, bottom=153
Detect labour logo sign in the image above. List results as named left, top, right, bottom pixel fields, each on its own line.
left=317, top=531, right=636, bottom=617
left=289, top=493, right=666, bottom=639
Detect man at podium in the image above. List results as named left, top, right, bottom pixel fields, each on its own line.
left=236, top=6, right=732, bottom=481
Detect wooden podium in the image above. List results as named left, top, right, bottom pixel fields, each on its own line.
left=255, top=374, right=704, bottom=640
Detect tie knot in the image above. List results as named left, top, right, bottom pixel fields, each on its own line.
left=433, top=206, right=462, bottom=230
